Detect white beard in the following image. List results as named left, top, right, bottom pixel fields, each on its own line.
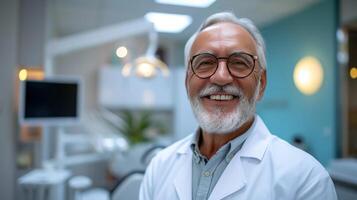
left=189, top=81, right=260, bottom=135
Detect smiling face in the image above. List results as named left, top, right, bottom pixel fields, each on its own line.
left=186, top=22, right=266, bottom=134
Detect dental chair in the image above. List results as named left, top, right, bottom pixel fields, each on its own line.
left=109, top=144, right=166, bottom=200
left=111, top=171, right=145, bottom=200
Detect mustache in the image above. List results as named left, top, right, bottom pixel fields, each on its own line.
left=199, top=84, right=243, bottom=97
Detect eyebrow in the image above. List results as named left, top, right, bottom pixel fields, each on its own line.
left=191, top=50, right=214, bottom=56
left=192, top=50, right=255, bottom=57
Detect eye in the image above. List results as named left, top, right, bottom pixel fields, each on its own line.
left=230, top=59, right=249, bottom=67
left=229, top=54, right=254, bottom=68
left=193, top=55, right=216, bottom=69
left=231, top=60, right=245, bottom=65
left=199, top=60, right=215, bottom=65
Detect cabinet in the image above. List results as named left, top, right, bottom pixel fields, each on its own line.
left=98, top=66, right=174, bottom=110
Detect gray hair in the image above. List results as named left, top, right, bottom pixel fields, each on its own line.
left=184, top=12, right=267, bottom=70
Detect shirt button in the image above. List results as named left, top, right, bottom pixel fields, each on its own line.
left=203, top=171, right=210, bottom=177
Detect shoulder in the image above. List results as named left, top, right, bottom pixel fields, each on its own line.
left=140, top=136, right=193, bottom=200
left=268, top=136, right=325, bottom=171
left=268, top=136, right=337, bottom=199
left=266, top=135, right=332, bottom=186
left=142, top=134, right=193, bottom=195
left=149, top=134, right=193, bottom=166
left=245, top=116, right=329, bottom=178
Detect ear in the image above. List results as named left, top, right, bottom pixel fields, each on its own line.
left=257, top=69, right=267, bottom=101
left=185, top=64, right=193, bottom=92
left=185, top=68, right=189, bottom=91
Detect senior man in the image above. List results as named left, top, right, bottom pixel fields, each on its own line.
left=139, top=12, right=337, bottom=200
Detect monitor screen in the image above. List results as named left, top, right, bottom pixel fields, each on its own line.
left=19, top=78, right=82, bottom=125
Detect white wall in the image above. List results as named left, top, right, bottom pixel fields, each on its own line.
left=173, top=68, right=198, bottom=140
left=18, top=0, right=47, bottom=66
left=55, top=43, right=114, bottom=112
left=0, top=0, right=18, bottom=199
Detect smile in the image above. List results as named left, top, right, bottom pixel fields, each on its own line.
left=209, top=94, right=235, bottom=101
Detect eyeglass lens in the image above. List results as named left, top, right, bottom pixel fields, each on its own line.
left=191, top=53, right=255, bottom=78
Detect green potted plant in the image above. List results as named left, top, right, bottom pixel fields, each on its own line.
left=118, top=110, right=167, bottom=145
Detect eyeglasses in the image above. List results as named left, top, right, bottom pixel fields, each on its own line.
left=190, top=52, right=258, bottom=79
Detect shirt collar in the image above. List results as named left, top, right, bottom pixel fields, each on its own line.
left=190, top=116, right=257, bottom=162
left=190, top=128, right=204, bottom=163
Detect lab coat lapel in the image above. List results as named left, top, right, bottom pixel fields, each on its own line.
left=208, top=115, right=271, bottom=200
left=208, top=155, right=246, bottom=200
left=173, top=145, right=192, bottom=200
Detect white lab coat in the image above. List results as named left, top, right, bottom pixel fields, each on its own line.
left=139, top=116, right=337, bottom=200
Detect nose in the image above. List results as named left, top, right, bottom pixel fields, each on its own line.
left=209, top=60, right=234, bottom=86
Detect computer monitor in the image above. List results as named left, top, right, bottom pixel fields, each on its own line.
left=19, top=77, right=82, bottom=126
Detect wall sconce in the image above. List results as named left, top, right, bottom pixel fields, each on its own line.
left=18, top=68, right=45, bottom=81
left=121, top=22, right=169, bottom=79
left=293, top=56, right=324, bottom=95
left=350, top=67, right=357, bottom=79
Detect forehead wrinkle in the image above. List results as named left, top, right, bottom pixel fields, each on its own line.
left=190, top=22, right=257, bottom=57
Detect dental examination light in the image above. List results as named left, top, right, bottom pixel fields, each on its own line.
left=121, top=20, right=169, bottom=79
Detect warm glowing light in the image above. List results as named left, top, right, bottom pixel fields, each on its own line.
left=293, top=56, right=324, bottom=95
left=122, top=57, right=169, bottom=78
left=133, top=56, right=169, bottom=78
left=136, top=63, right=156, bottom=78
left=18, top=68, right=44, bottom=80
left=351, top=67, right=357, bottom=79
left=116, top=46, right=128, bottom=58
left=19, top=69, right=28, bottom=81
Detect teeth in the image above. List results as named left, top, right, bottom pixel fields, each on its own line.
left=209, top=95, right=234, bottom=100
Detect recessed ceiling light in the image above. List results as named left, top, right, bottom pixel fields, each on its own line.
left=155, top=0, right=216, bottom=8
left=145, top=12, right=192, bottom=33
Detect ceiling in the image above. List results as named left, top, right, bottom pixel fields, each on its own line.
left=51, top=0, right=320, bottom=41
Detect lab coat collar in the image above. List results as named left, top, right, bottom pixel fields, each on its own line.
left=177, top=134, right=193, bottom=154
left=208, top=151, right=247, bottom=200
left=174, top=143, right=193, bottom=200
left=209, top=115, right=272, bottom=199
left=238, top=115, right=271, bottom=160
left=174, top=135, right=193, bottom=199
left=177, top=115, right=271, bottom=160
left=174, top=115, right=272, bottom=200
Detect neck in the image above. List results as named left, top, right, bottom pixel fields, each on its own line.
left=199, top=116, right=254, bottom=159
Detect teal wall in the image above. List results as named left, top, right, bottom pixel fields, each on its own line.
left=257, top=0, right=337, bottom=166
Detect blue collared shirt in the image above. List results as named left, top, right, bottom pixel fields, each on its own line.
left=190, top=122, right=253, bottom=200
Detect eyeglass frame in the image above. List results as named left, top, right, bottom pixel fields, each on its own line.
left=189, top=52, right=259, bottom=79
